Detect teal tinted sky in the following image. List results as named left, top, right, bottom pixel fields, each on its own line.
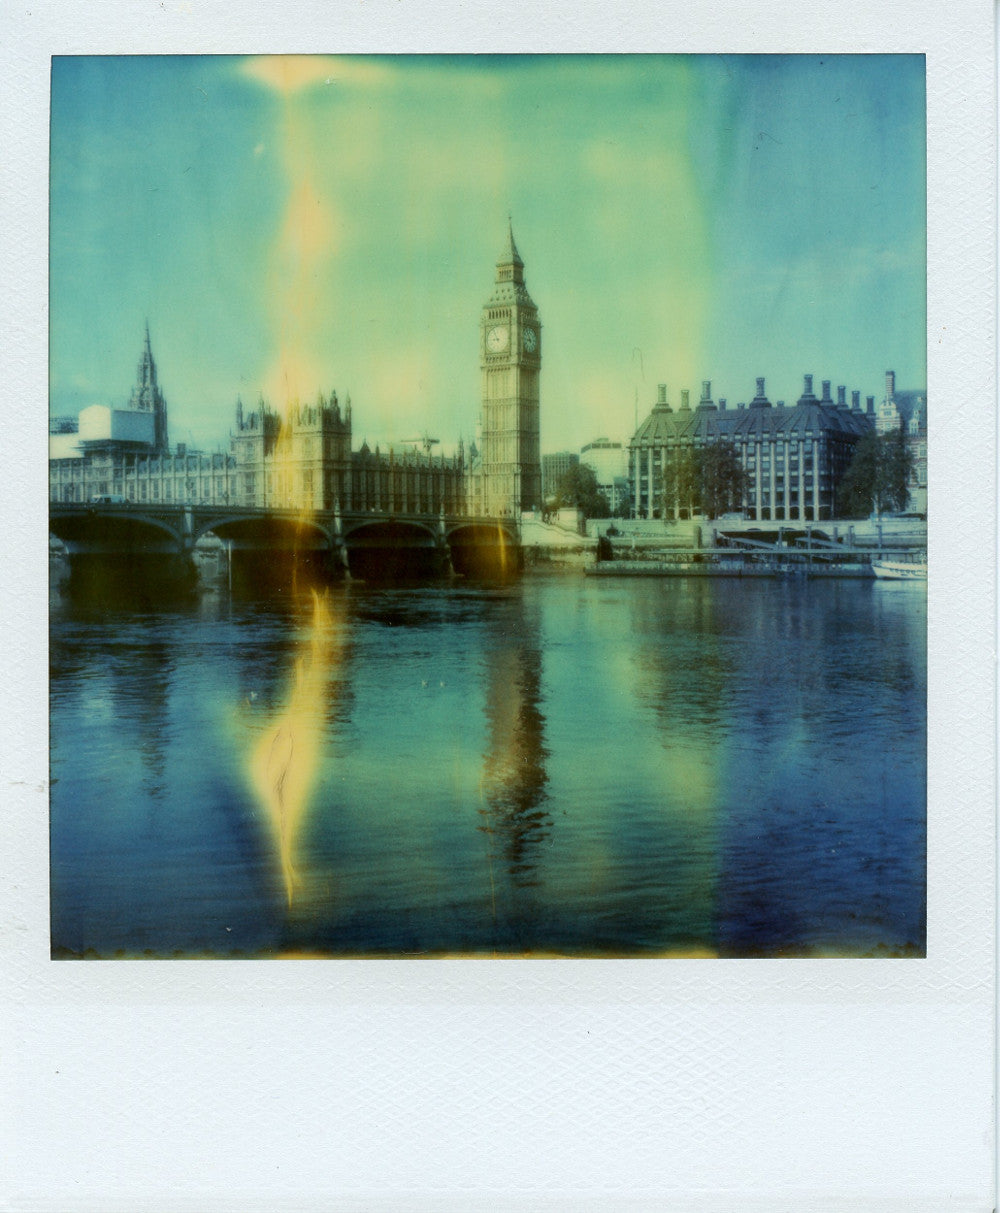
left=50, top=54, right=926, bottom=452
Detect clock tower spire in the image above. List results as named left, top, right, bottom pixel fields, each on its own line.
left=479, top=221, right=541, bottom=517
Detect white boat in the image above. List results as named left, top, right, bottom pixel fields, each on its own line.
left=871, top=557, right=927, bottom=581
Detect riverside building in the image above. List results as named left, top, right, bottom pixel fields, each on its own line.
left=629, top=376, right=875, bottom=522
left=232, top=393, right=468, bottom=515
left=541, top=451, right=579, bottom=502
left=49, top=328, right=238, bottom=506
left=50, top=331, right=469, bottom=516
left=580, top=439, right=629, bottom=513
left=876, top=370, right=928, bottom=515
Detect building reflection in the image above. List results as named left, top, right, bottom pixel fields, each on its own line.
left=623, top=577, right=926, bottom=957
left=100, top=626, right=172, bottom=813
left=478, top=591, right=550, bottom=904
left=623, top=579, right=724, bottom=955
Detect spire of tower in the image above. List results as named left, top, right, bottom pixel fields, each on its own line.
left=498, top=216, right=524, bottom=268
left=129, top=323, right=168, bottom=453
left=136, top=322, right=157, bottom=392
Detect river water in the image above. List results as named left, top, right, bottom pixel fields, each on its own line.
left=49, top=572, right=925, bottom=958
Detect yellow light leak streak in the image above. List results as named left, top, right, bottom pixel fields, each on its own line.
left=496, top=522, right=508, bottom=578
left=250, top=591, right=343, bottom=905
left=241, top=58, right=349, bottom=906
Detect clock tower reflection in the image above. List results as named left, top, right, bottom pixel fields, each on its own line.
left=478, top=590, right=551, bottom=929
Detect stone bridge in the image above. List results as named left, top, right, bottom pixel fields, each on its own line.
left=50, top=503, right=522, bottom=590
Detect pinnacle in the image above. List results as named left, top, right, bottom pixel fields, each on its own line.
left=498, top=217, right=523, bottom=267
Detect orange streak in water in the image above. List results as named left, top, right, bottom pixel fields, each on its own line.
left=496, top=521, right=508, bottom=578
left=250, top=590, right=343, bottom=905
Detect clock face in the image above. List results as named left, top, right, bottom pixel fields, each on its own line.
left=486, top=325, right=509, bottom=353
left=523, top=327, right=537, bottom=354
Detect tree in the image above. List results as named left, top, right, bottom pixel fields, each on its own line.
left=661, top=443, right=749, bottom=520
left=697, top=442, right=750, bottom=520
left=612, top=483, right=633, bottom=519
left=660, top=449, right=698, bottom=519
left=838, top=428, right=914, bottom=518
left=553, top=463, right=610, bottom=519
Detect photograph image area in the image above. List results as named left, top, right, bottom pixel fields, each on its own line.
left=48, top=54, right=926, bottom=958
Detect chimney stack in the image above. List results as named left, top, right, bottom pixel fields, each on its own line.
left=755, top=376, right=766, bottom=398
left=657, top=383, right=667, bottom=406
left=837, top=385, right=846, bottom=407
left=701, top=380, right=712, bottom=403
left=866, top=396, right=875, bottom=414
left=852, top=390, right=861, bottom=411
left=821, top=380, right=832, bottom=403
left=680, top=389, right=690, bottom=409
left=802, top=374, right=815, bottom=398
left=719, top=398, right=727, bottom=410
left=885, top=370, right=896, bottom=401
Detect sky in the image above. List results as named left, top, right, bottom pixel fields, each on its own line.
left=49, top=54, right=926, bottom=454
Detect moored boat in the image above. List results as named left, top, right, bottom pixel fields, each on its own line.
left=871, top=556, right=927, bottom=581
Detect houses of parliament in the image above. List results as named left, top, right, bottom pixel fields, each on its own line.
left=49, top=226, right=544, bottom=521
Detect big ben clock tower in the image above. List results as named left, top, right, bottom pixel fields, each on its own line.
left=480, top=221, right=541, bottom=517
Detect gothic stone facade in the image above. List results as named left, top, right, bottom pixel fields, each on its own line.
left=232, top=393, right=468, bottom=516
left=479, top=224, right=542, bottom=517
left=51, top=333, right=469, bottom=517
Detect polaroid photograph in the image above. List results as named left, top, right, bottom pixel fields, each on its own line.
left=2, top=4, right=995, bottom=1211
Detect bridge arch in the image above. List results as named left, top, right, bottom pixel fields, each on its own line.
left=196, top=514, right=333, bottom=550
left=343, top=518, right=439, bottom=546
left=445, top=520, right=518, bottom=545
left=445, top=520, right=521, bottom=577
left=49, top=508, right=183, bottom=551
left=343, top=518, right=443, bottom=580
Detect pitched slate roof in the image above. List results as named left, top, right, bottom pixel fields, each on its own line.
left=631, top=377, right=876, bottom=446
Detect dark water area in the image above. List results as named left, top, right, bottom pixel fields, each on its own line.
left=49, top=572, right=926, bottom=958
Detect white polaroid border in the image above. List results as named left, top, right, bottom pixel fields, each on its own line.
left=1, top=3, right=995, bottom=1211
